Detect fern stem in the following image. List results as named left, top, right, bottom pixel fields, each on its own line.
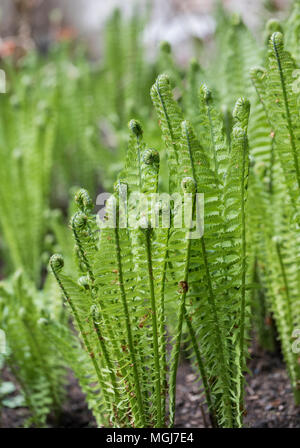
left=114, top=222, right=145, bottom=426
left=168, top=232, right=193, bottom=427
left=238, top=132, right=248, bottom=420
left=145, top=228, right=162, bottom=427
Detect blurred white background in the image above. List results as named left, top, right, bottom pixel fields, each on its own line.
left=0, top=0, right=293, bottom=61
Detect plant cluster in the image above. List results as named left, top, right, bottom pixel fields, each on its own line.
left=0, top=1, right=300, bottom=428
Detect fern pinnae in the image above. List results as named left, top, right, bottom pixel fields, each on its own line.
left=183, top=307, right=217, bottom=427
left=41, top=319, right=106, bottom=426
left=156, top=228, right=169, bottom=424
left=285, top=0, right=300, bottom=64
left=128, top=119, right=143, bottom=189
left=143, top=146, right=168, bottom=423
left=71, top=213, right=95, bottom=278
left=144, top=225, right=162, bottom=427
left=23, top=320, right=61, bottom=419
left=74, top=191, right=135, bottom=422
left=233, top=97, right=250, bottom=406
left=265, top=31, right=300, bottom=217
left=250, top=66, right=276, bottom=193
left=200, top=85, right=219, bottom=175
left=91, top=304, right=122, bottom=425
left=167, top=119, right=199, bottom=427
left=172, top=119, right=234, bottom=426
left=200, top=235, right=233, bottom=427
left=141, top=148, right=163, bottom=427
left=236, top=127, right=248, bottom=415
left=274, top=238, right=294, bottom=332
left=114, top=207, right=145, bottom=427
left=225, top=97, right=250, bottom=423
left=198, top=85, right=229, bottom=182
left=49, top=255, right=110, bottom=412
left=125, top=121, right=165, bottom=424
left=270, top=32, right=300, bottom=189
left=150, top=74, right=183, bottom=193
left=96, top=207, right=146, bottom=425
left=168, top=177, right=197, bottom=428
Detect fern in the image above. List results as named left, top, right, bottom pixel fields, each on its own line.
left=49, top=146, right=171, bottom=428
left=264, top=32, right=300, bottom=215
left=0, top=79, right=56, bottom=283
left=285, top=0, right=300, bottom=64
left=0, top=272, right=66, bottom=426
left=2, top=2, right=300, bottom=430
left=151, top=74, right=251, bottom=427
left=248, top=27, right=300, bottom=402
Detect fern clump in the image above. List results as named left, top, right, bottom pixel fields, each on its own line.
left=2, top=0, right=300, bottom=430
left=47, top=70, right=253, bottom=428
left=0, top=272, right=66, bottom=426
left=248, top=27, right=300, bottom=404
left=49, top=175, right=168, bottom=427
left=151, top=73, right=252, bottom=427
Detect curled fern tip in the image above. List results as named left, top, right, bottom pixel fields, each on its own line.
left=129, top=119, right=143, bottom=137
left=50, top=254, right=64, bottom=273
left=143, top=148, right=160, bottom=166
left=181, top=177, right=197, bottom=194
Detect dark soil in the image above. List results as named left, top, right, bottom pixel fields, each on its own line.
left=1, top=344, right=300, bottom=428
left=175, top=345, right=300, bottom=428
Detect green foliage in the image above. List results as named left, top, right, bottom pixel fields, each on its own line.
left=50, top=180, right=170, bottom=426
left=285, top=0, right=300, bottom=64
left=0, top=271, right=66, bottom=426
left=1, top=1, right=300, bottom=430
left=248, top=28, right=300, bottom=403
left=0, top=69, right=56, bottom=282
left=0, top=8, right=157, bottom=284
left=265, top=32, right=300, bottom=214
left=48, top=73, right=252, bottom=428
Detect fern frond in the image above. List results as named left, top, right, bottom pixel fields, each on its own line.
left=264, top=32, right=300, bottom=215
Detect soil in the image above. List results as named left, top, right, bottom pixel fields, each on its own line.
left=1, top=343, right=300, bottom=428
left=175, top=345, right=300, bottom=428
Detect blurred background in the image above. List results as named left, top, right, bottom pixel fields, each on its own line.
left=0, top=0, right=296, bottom=265
left=0, top=0, right=293, bottom=63
left=0, top=0, right=296, bottom=279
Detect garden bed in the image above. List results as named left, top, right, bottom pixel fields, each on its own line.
left=1, top=343, right=299, bottom=428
